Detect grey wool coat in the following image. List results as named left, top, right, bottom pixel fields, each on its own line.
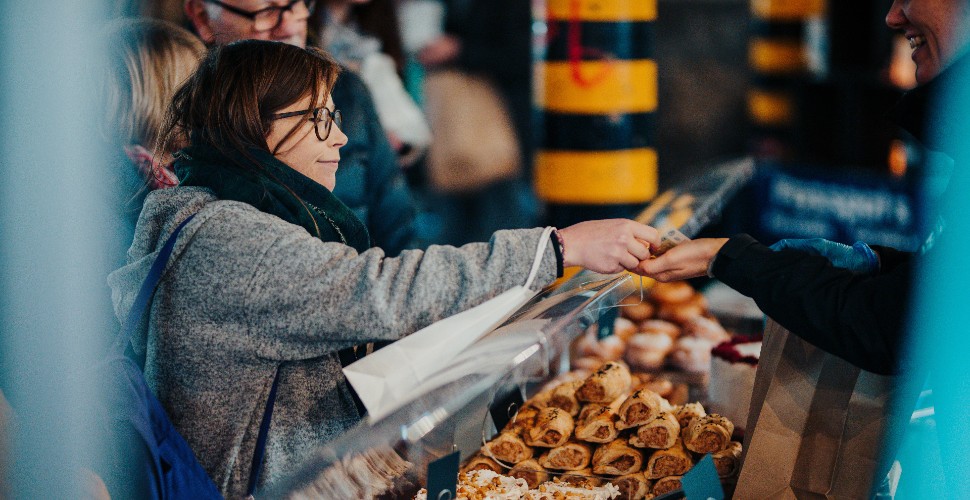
left=108, top=187, right=559, bottom=498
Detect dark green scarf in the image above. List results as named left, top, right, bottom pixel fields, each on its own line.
left=174, top=144, right=370, bottom=253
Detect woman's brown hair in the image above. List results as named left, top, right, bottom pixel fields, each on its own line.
left=160, top=40, right=341, bottom=173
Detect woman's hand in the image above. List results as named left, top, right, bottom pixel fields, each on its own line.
left=635, top=238, right=729, bottom=281
left=558, top=219, right=660, bottom=274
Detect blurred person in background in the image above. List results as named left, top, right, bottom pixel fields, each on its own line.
left=413, top=0, right=539, bottom=246
left=312, top=0, right=432, bottom=168
left=109, top=39, right=661, bottom=495
left=183, top=0, right=421, bottom=255
left=101, top=18, right=205, bottom=237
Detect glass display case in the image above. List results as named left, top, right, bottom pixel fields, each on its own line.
left=262, top=158, right=757, bottom=500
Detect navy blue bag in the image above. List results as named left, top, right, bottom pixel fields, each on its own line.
left=93, top=214, right=279, bottom=499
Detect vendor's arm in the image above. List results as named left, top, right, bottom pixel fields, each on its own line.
left=639, top=235, right=912, bottom=374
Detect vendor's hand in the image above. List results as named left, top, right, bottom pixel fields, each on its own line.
left=636, top=238, right=729, bottom=281
left=770, top=238, right=879, bottom=274
left=558, top=219, right=660, bottom=274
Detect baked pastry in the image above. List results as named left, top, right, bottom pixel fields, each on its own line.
left=619, top=294, right=656, bottom=322
left=629, top=411, right=680, bottom=449
left=575, top=328, right=627, bottom=362
left=682, top=315, right=730, bottom=344
left=712, top=441, right=743, bottom=478
left=576, top=361, right=632, bottom=404
left=508, top=459, right=549, bottom=489
left=556, top=467, right=603, bottom=488
left=637, top=319, right=681, bottom=341
left=657, top=295, right=706, bottom=325
left=548, top=380, right=584, bottom=416
left=634, top=375, right=674, bottom=400
left=484, top=431, right=533, bottom=464
left=460, top=454, right=504, bottom=474
left=624, top=333, right=673, bottom=372
left=592, top=439, right=644, bottom=476
left=644, top=439, right=692, bottom=479
left=574, top=403, right=620, bottom=443
left=614, top=316, right=638, bottom=341
left=616, top=389, right=669, bottom=430
left=612, top=472, right=652, bottom=500
left=673, top=402, right=706, bottom=430
left=683, top=414, right=734, bottom=454
left=507, top=403, right=542, bottom=436
left=526, top=407, right=575, bottom=448
left=668, top=336, right=715, bottom=373
left=537, top=441, right=593, bottom=471
left=572, top=355, right=608, bottom=372
left=652, top=476, right=683, bottom=496
left=648, top=281, right=694, bottom=304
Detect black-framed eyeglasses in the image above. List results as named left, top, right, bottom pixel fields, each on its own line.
left=271, top=107, right=342, bottom=141
left=203, top=0, right=317, bottom=32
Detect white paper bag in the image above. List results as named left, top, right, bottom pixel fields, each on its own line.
left=343, top=228, right=554, bottom=421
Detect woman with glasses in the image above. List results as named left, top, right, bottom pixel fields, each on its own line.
left=109, top=39, right=659, bottom=497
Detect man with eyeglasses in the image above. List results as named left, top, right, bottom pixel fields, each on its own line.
left=185, top=0, right=420, bottom=256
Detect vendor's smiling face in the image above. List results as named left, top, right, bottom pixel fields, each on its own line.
left=887, top=0, right=970, bottom=84
left=266, top=93, right=347, bottom=191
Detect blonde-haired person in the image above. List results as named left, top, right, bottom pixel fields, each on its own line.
left=102, top=17, right=205, bottom=191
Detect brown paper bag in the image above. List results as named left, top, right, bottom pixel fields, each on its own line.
left=735, top=320, right=922, bottom=499
left=422, top=69, right=521, bottom=193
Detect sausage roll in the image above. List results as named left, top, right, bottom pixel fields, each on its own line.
left=574, top=404, right=620, bottom=444
left=460, top=454, right=503, bottom=475
left=629, top=411, right=680, bottom=450
left=592, top=439, right=644, bottom=476
left=525, top=407, right=574, bottom=448
left=537, top=441, right=594, bottom=471
left=644, top=439, right=692, bottom=479
left=556, top=468, right=602, bottom=488
left=616, top=389, right=669, bottom=430
left=613, top=472, right=653, bottom=500
left=712, top=441, right=742, bottom=478
left=548, top=380, right=584, bottom=416
left=652, top=475, right=683, bottom=496
left=683, top=413, right=734, bottom=454
left=483, top=431, right=533, bottom=464
left=673, top=402, right=706, bottom=430
left=576, top=361, right=633, bottom=403
left=509, top=459, right=550, bottom=489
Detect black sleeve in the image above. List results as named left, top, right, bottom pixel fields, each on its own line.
left=711, top=234, right=914, bottom=375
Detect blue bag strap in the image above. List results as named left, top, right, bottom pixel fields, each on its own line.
left=247, top=368, right=281, bottom=498
left=117, top=211, right=280, bottom=497
left=117, top=213, right=199, bottom=367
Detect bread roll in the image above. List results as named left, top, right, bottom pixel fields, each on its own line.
left=619, top=295, right=656, bottom=322
left=649, top=281, right=694, bottom=304
left=624, top=333, right=673, bottom=372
